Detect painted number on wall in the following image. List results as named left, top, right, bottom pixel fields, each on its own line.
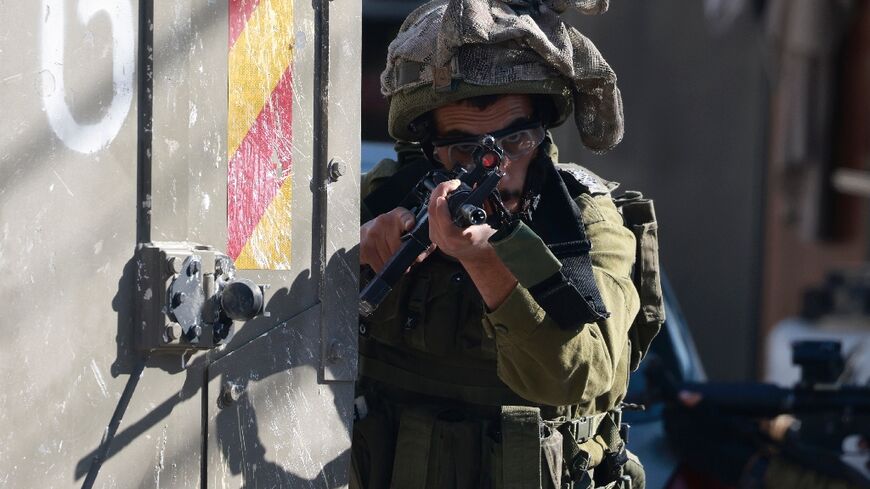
left=41, top=0, right=134, bottom=154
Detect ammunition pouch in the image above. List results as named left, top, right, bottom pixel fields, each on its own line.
left=613, top=191, right=665, bottom=372
left=373, top=398, right=640, bottom=489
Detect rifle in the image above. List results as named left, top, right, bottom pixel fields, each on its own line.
left=653, top=340, right=870, bottom=485
left=359, top=136, right=507, bottom=318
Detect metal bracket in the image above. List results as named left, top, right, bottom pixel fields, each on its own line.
left=135, top=242, right=267, bottom=354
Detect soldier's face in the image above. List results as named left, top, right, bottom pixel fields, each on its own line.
left=433, top=94, right=537, bottom=212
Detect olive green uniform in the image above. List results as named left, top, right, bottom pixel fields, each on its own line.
left=352, top=146, right=641, bottom=489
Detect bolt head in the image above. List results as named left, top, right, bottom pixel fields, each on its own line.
left=327, top=341, right=344, bottom=363
left=164, top=322, right=182, bottom=342
left=166, top=256, right=182, bottom=275
left=220, top=382, right=244, bottom=407
left=327, top=159, right=346, bottom=182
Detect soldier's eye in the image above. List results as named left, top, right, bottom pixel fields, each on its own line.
left=500, top=132, right=524, bottom=144
left=453, top=143, right=478, bottom=155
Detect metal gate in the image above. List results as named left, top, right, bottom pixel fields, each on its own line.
left=0, top=0, right=359, bottom=487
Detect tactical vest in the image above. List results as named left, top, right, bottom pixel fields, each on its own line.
left=357, top=149, right=664, bottom=489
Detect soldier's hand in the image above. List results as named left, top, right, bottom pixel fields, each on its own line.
left=360, top=207, right=417, bottom=273
left=428, top=180, right=496, bottom=262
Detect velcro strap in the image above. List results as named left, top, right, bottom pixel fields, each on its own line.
left=489, top=220, right=562, bottom=287
left=396, top=61, right=423, bottom=86
left=532, top=240, right=610, bottom=329
left=501, top=406, right=542, bottom=489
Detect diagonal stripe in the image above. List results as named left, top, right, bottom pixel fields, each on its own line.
left=234, top=177, right=293, bottom=269
left=228, top=0, right=294, bottom=160
left=229, top=0, right=262, bottom=48
left=227, top=66, right=293, bottom=260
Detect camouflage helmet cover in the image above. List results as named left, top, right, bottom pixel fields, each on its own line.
left=381, top=0, right=624, bottom=153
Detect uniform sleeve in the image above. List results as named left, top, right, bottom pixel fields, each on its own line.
left=484, top=192, right=640, bottom=407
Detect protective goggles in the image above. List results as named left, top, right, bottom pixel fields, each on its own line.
left=431, top=121, right=545, bottom=168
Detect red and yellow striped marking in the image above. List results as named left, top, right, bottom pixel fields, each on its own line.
left=227, top=0, right=294, bottom=269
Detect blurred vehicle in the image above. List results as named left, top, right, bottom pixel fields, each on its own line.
left=362, top=141, right=718, bottom=489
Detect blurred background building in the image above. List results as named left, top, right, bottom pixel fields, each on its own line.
left=361, top=0, right=870, bottom=382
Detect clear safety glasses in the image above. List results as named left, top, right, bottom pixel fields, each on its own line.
left=432, top=121, right=545, bottom=168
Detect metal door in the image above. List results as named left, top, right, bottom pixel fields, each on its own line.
left=0, top=0, right=359, bottom=487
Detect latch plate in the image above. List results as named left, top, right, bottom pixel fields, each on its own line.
left=135, top=242, right=265, bottom=353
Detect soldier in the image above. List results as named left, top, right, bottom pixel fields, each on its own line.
left=354, top=0, right=662, bottom=487
left=667, top=390, right=869, bottom=489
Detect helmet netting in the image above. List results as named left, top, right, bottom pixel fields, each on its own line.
left=382, top=0, right=623, bottom=152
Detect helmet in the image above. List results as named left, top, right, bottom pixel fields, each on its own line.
left=382, top=0, right=624, bottom=153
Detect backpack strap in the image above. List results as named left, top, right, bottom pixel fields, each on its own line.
left=613, top=191, right=666, bottom=371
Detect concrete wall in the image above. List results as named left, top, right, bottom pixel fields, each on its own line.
left=555, top=1, right=769, bottom=381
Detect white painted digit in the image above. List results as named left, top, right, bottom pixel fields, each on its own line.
left=41, top=0, right=134, bottom=154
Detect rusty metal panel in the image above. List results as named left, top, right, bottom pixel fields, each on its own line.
left=207, top=304, right=352, bottom=488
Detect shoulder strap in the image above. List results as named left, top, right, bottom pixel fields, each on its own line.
left=522, top=159, right=611, bottom=327
left=556, top=163, right=619, bottom=198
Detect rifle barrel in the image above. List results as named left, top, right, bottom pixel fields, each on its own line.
left=682, top=381, right=870, bottom=416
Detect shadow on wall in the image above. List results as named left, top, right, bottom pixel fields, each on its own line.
left=77, top=248, right=357, bottom=488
